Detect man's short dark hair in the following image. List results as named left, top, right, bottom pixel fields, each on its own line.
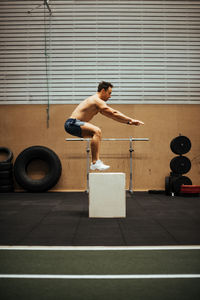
left=98, top=81, right=113, bottom=92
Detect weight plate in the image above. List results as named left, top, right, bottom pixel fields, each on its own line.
left=165, top=176, right=172, bottom=195
left=172, top=176, right=192, bottom=194
left=170, top=156, right=191, bottom=174
left=170, top=136, right=191, bottom=155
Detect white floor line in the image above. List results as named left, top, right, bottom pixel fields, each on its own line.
left=0, top=245, right=200, bottom=251
left=0, top=274, right=200, bottom=279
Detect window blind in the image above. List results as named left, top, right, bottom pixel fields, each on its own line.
left=0, top=0, right=200, bottom=104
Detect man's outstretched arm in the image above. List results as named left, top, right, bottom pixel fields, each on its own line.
left=99, top=104, right=144, bottom=126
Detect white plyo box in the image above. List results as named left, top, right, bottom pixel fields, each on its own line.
left=89, top=173, right=126, bottom=218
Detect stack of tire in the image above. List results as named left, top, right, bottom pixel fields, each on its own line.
left=165, top=135, right=192, bottom=195
left=0, top=147, right=14, bottom=192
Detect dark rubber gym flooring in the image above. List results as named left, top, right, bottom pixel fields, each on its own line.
left=0, top=192, right=200, bottom=246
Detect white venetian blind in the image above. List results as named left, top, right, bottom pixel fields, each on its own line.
left=0, top=0, right=200, bottom=104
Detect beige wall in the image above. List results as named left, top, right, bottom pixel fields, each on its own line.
left=0, top=104, right=199, bottom=191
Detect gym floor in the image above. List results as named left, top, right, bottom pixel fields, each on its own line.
left=0, top=192, right=200, bottom=300
left=0, top=192, right=200, bottom=246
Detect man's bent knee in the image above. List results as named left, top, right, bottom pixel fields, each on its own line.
left=94, top=128, right=102, bottom=139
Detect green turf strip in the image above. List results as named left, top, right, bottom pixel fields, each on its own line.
left=1, top=278, right=200, bottom=300
left=0, top=250, right=200, bottom=275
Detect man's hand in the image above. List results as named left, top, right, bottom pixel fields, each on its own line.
left=128, top=119, right=144, bottom=126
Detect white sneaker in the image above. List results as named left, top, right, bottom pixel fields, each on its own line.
left=90, top=160, right=110, bottom=171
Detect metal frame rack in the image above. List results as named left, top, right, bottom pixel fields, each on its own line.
left=65, top=137, right=149, bottom=193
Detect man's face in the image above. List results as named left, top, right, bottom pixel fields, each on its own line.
left=102, top=87, right=112, bottom=101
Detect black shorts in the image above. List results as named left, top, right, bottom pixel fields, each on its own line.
left=64, top=118, right=85, bottom=138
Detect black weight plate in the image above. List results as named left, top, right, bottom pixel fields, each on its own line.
left=170, top=136, right=191, bottom=155
left=172, top=176, right=192, bottom=194
left=165, top=176, right=172, bottom=195
left=170, top=156, right=191, bottom=174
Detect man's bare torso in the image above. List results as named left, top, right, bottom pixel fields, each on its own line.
left=70, top=94, right=103, bottom=122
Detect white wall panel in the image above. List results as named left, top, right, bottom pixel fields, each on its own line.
left=0, top=0, right=200, bottom=104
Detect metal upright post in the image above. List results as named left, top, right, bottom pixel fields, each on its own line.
left=86, top=139, right=90, bottom=193
left=129, top=138, right=134, bottom=193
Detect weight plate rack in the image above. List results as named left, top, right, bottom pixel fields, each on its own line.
left=165, top=135, right=192, bottom=196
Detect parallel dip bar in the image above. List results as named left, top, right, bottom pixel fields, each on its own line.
left=65, top=138, right=149, bottom=193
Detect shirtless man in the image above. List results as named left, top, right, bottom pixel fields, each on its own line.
left=65, top=81, right=144, bottom=171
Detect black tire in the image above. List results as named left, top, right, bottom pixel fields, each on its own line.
left=0, top=185, right=14, bottom=192
left=14, top=146, right=62, bottom=192
left=0, top=170, right=13, bottom=179
left=0, top=162, right=13, bottom=171
left=0, top=147, right=13, bottom=163
left=0, top=178, right=13, bottom=186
